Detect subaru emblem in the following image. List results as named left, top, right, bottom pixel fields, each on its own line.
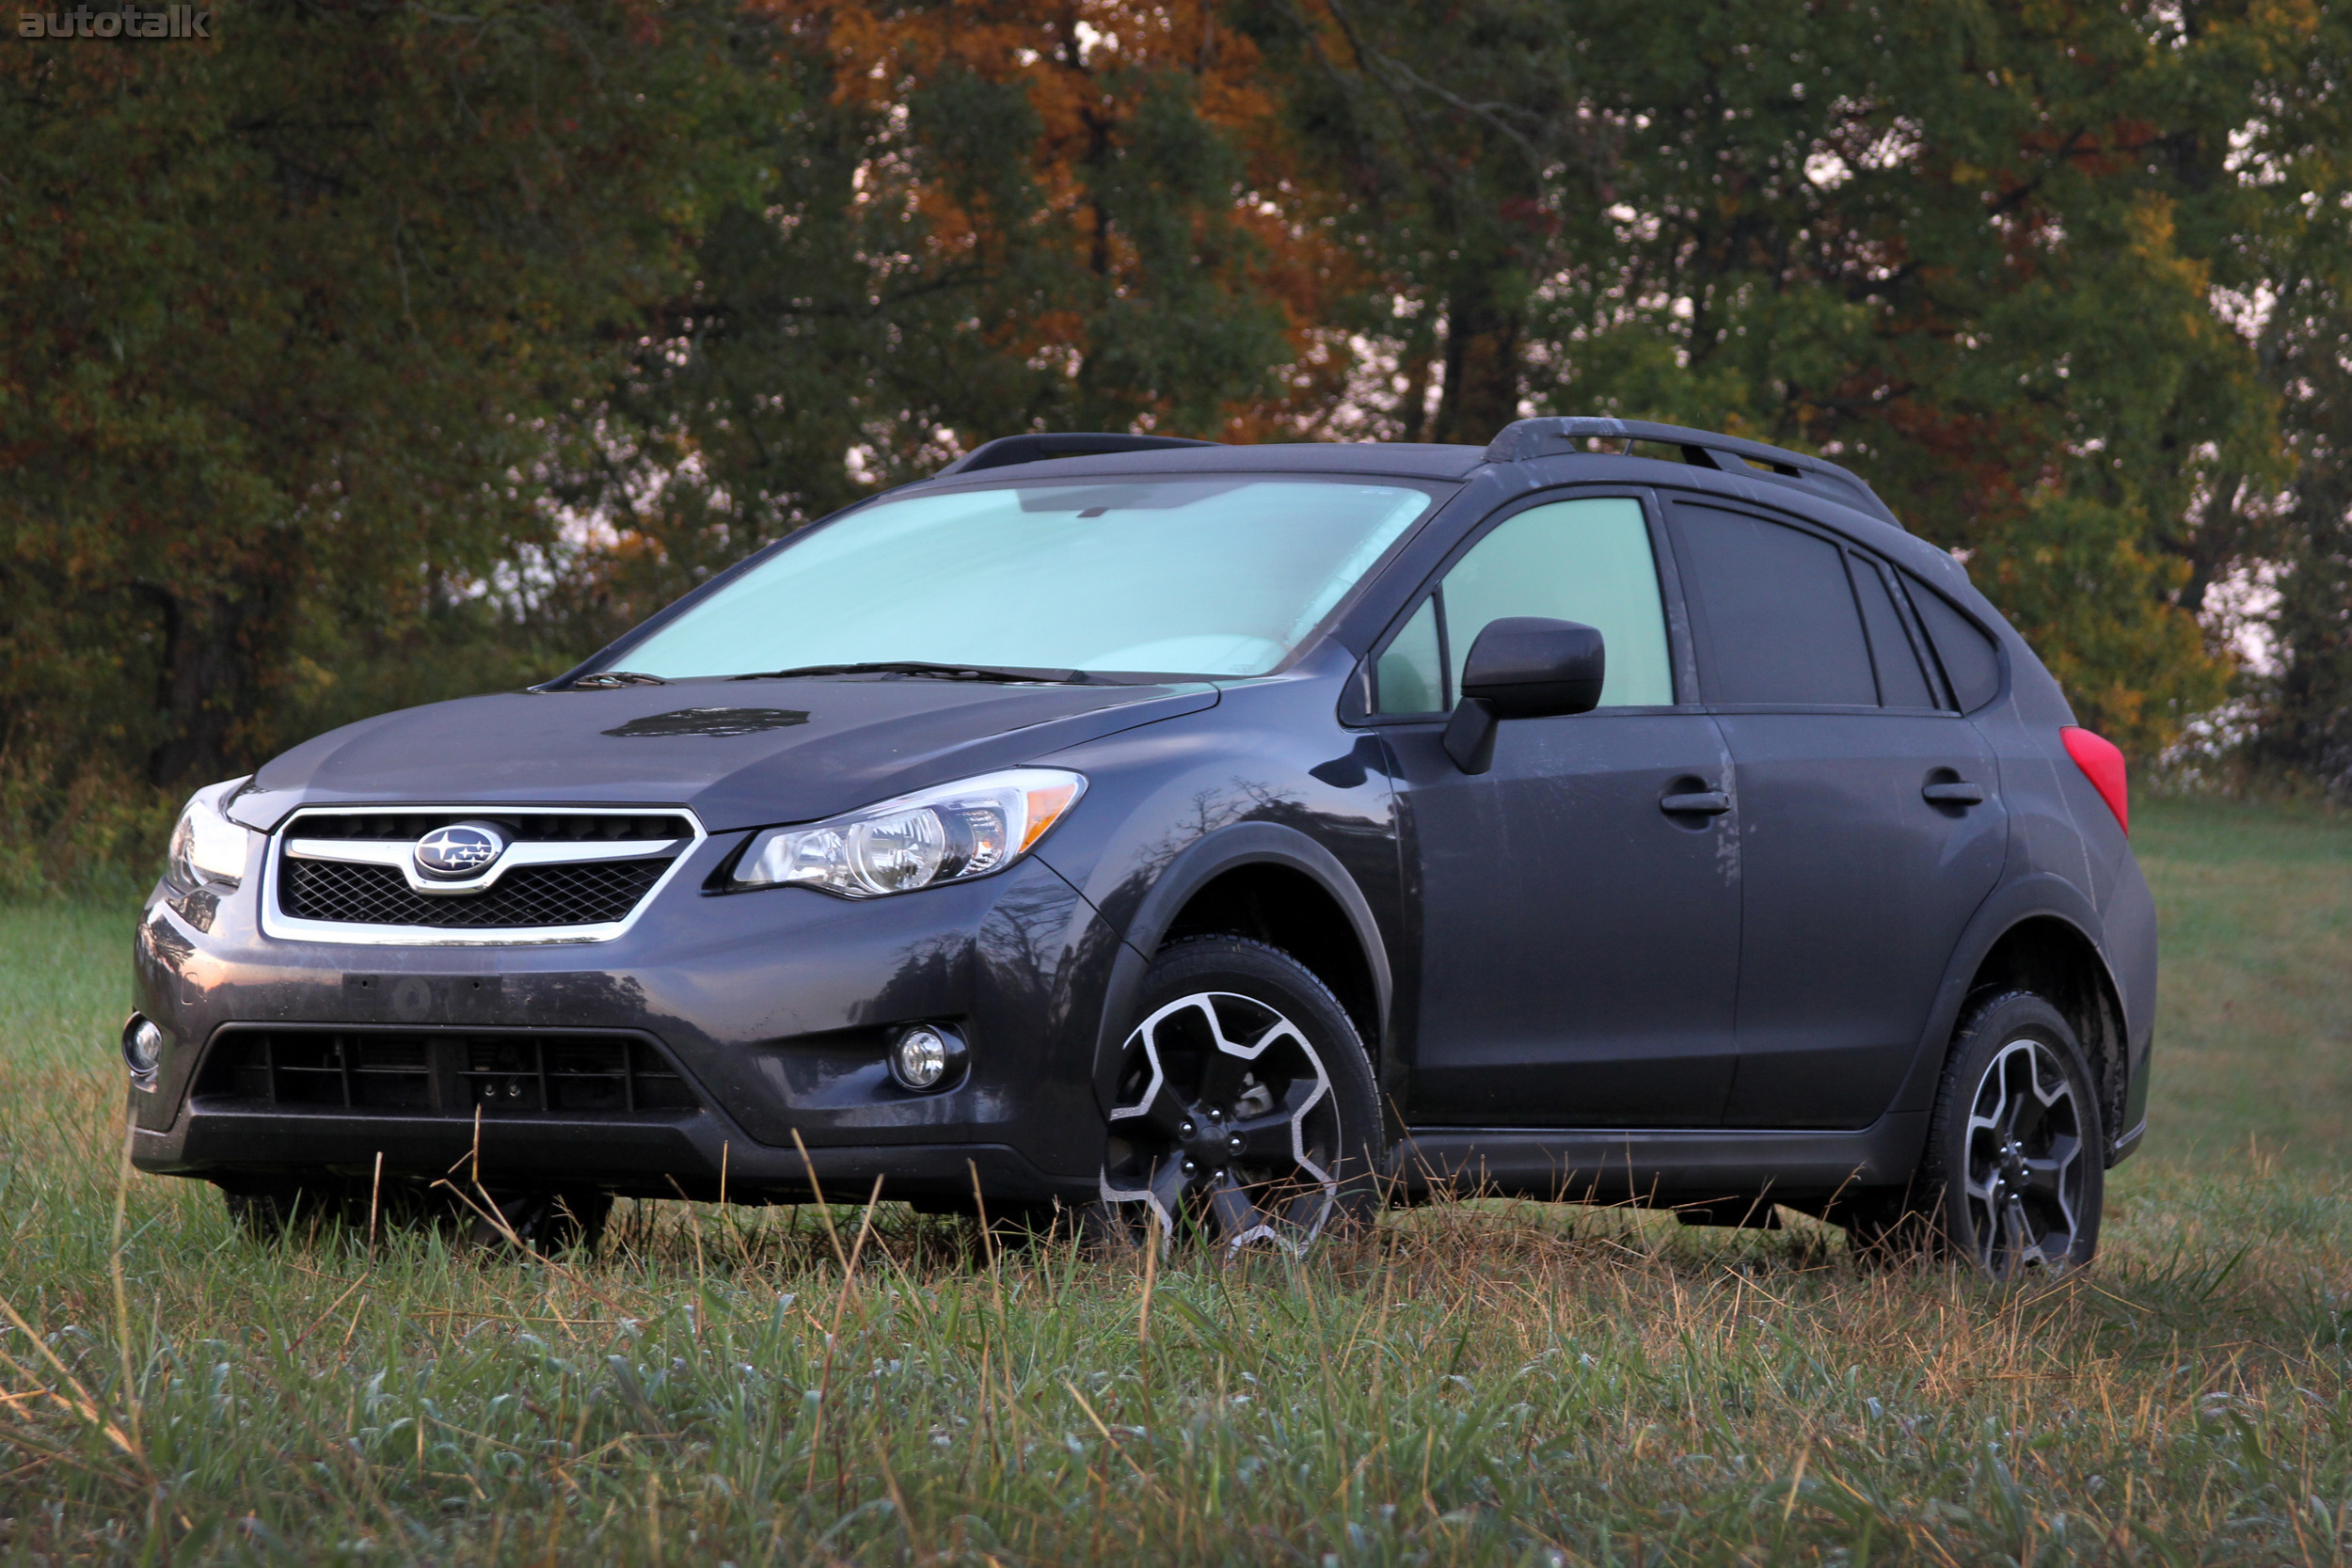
left=413, top=820, right=509, bottom=879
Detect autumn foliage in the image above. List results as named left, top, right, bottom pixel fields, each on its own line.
left=5, top=0, right=2349, bottom=884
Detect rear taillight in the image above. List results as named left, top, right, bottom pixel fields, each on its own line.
left=2060, top=727, right=2128, bottom=835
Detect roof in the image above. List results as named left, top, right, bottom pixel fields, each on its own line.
left=912, top=420, right=1901, bottom=530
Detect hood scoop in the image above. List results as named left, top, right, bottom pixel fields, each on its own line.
left=601, top=707, right=811, bottom=739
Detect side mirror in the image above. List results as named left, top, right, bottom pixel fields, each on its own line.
left=1443, top=617, right=1606, bottom=774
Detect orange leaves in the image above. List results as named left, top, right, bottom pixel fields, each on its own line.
left=786, top=1, right=1354, bottom=438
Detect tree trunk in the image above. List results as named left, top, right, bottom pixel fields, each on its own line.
left=1430, top=266, right=1522, bottom=447
left=147, top=578, right=284, bottom=788
left=1394, top=323, right=1435, bottom=444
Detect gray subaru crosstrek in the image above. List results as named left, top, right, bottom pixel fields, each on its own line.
left=127, top=418, right=2153, bottom=1274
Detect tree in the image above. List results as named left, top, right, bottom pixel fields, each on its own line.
left=0, top=0, right=753, bottom=860
left=564, top=0, right=1356, bottom=641
left=1242, top=0, right=1608, bottom=443
left=1248, top=0, right=2318, bottom=757
left=2185, top=1, right=2352, bottom=792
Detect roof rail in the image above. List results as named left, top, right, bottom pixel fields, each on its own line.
left=936, top=432, right=1220, bottom=478
left=1483, top=417, right=1900, bottom=528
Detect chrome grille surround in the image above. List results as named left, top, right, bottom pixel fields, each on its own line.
left=259, top=804, right=707, bottom=946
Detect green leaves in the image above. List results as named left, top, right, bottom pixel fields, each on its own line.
left=8, top=0, right=2347, bottom=875
left=1256, top=0, right=2333, bottom=758
left=1, top=0, right=750, bottom=842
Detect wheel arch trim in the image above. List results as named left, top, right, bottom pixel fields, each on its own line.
left=1083, top=823, right=1393, bottom=1117
left=1892, top=872, right=2135, bottom=1158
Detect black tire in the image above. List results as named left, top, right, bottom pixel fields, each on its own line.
left=222, top=1177, right=610, bottom=1256
left=1845, top=990, right=2104, bottom=1276
left=220, top=1176, right=362, bottom=1241
left=461, top=1188, right=612, bottom=1256
left=1086, top=936, right=1385, bottom=1255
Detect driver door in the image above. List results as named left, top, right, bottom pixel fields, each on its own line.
left=1374, top=493, right=1743, bottom=1129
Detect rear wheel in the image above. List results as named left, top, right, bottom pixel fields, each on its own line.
left=1845, top=990, right=2104, bottom=1276
left=1091, top=937, right=1384, bottom=1256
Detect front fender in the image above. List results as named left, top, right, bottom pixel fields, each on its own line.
left=1027, top=663, right=1403, bottom=1120
left=1071, top=821, right=1395, bottom=1117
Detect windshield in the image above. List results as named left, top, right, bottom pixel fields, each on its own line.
left=603, top=477, right=1440, bottom=681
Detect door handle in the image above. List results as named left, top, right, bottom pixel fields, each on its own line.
left=1660, top=789, right=1731, bottom=817
left=1922, top=779, right=1985, bottom=806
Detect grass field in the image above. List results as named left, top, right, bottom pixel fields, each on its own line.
left=2, top=797, right=2349, bottom=1564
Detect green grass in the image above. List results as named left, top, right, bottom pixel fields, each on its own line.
left=3, top=800, right=2350, bottom=1564
left=2135, top=797, right=2352, bottom=1167
left=0, top=900, right=134, bottom=1076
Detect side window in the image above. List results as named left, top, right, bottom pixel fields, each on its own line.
left=1372, top=596, right=1444, bottom=714
left=1902, top=574, right=2004, bottom=711
left=1671, top=503, right=1877, bottom=706
left=1438, top=497, right=1675, bottom=707
left=1849, top=553, right=1937, bottom=708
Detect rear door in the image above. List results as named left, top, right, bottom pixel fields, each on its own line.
left=1377, top=492, right=1743, bottom=1128
left=1666, top=500, right=2008, bottom=1129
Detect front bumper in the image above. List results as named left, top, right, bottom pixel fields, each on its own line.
left=133, top=1100, right=1069, bottom=1206
left=130, top=834, right=1130, bottom=1205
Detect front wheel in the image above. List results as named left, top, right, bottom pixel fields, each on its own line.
left=459, top=1188, right=612, bottom=1256
left=220, top=1174, right=362, bottom=1241
left=1092, top=936, right=1385, bottom=1255
left=1848, top=989, right=2104, bottom=1276
left=221, top=1176, right=610, bottom=1255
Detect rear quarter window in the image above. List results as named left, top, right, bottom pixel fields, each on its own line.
left=1902, top=576, right=2004, bottom=712
left=1849, top=554, right=1938, bottom=708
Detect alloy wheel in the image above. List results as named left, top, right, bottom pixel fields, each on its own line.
left=1962, top=1037, right=2087, bottom=1276
left=1099, top=990, right=1343, bottom=1254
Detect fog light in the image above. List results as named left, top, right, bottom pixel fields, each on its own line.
left=121, top=1015, right=166, bottom=1083
left=888, top=1023, right=966, bottom=1092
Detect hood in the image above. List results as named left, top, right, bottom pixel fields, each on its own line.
left=230, top=677, right=1218, bottom=833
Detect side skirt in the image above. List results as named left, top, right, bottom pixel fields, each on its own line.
left=1392, top=1113, right=1928, bottom=1204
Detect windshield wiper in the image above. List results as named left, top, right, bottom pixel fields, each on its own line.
left=571, top=671, right=668, bottom=688
left=734, top=661, right=1089, bottom=685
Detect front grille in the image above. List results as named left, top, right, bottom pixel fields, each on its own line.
left=292, top=812, right=694, bottom=844
left=282, top=858, right=669, bottom=928
left=197, top=1028, right=700, bottom=1116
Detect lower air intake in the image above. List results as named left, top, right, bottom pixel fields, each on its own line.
left=196, top=1029, right=700, bottom=1117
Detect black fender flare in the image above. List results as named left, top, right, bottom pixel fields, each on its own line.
left=1885, top=870, right=2132, bottom=1136
left=1088, top=822, right=1395, bottom=1117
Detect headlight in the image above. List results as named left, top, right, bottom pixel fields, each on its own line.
left=167, top=778, right=254, bottom=890
left=733, top=768, right=1085, bottom=898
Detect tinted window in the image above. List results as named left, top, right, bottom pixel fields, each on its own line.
left=1672, top=504, right=1877, bottom=705
left=1374, top=596, right=1444, bottom=713
left=1438, top=498, right=1674, bottom=707
left=1850, top=555, right=1937, bottom=708
left=1904, top=576, right=2003, bottom=711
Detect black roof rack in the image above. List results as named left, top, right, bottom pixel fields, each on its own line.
left=1484, top=417, right=1900, bottom=529
left=936, top=432, right=1220, bottom=478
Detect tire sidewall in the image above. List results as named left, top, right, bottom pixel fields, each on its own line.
left=1922, top=990, right=2106, bottom=1273
left=222, top=1177, right=609, bottom=1254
